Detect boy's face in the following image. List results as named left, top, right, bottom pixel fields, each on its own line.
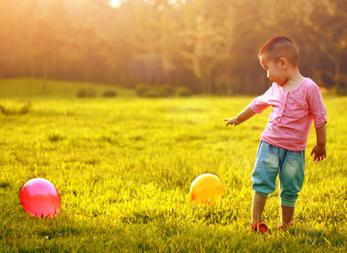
left=259, top=53, right=288, bottom=86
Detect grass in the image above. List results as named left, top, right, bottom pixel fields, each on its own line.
left=0, top=79, right=346, bottom=252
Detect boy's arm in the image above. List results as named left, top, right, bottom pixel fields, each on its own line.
left=224, top=106, right=256, bottom=126
left=225, top=86, right=272, bottom=127
left=307, top=83, right=327, bottom=162
left=310, top=124, right=326, bottom=161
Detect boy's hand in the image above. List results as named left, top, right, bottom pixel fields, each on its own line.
left=224, top=117, right=240, bottom=127
left=310, top=144, right=326, bottom=161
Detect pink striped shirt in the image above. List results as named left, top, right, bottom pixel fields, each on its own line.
left=249, top=78, right=327, bottom=151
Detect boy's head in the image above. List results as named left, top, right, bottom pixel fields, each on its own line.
left=258, top=36, right=300, bottom=85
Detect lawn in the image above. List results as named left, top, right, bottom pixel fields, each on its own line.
left=0, top=79, right=346, bottom=252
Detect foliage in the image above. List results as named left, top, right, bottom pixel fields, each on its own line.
left=76, top=89, right=97, bottom=98
left=0, top=78, right=134, bottom=98
left=102, top=90, right=117, bottom=98
left=176, top=86, right=193, bottom=97
left=136, top=84, right=176, bottom=98
left=0, top=0, right=346, bottom=94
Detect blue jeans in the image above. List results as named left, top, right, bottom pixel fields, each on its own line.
left=252, top=141, right=305, bottom=207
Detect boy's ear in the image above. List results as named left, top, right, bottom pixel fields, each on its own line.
left=279, top=57, right=288, bottom=70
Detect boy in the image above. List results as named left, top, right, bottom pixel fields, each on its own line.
left=224, top=36, right=327, bottom=233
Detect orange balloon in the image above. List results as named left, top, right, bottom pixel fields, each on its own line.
left=189, top=173, right=224, bottom=204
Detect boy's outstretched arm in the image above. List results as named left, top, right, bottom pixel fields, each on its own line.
left=224, top=106, right=256, bottom=126
left=310, top=124, right=326, bottom=161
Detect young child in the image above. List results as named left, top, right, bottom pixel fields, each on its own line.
left=224, top=36, right=327, bottom=233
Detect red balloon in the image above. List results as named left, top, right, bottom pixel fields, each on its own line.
left=19, top=178, right=60, bottom=218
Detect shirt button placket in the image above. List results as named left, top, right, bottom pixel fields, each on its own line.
left=283, top=93, right=288, bottom=113
left=280, top=92, right=288, bottom=125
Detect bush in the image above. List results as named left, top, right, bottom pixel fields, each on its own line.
left=159, top=85, right=176, bottom=97
left=139, top=88, right=161, bottom=98
left=0, top=102, right=31, bottom=116
left=135, top=84, right=176, bottom=98
left=102, top=90, right=117, bottom=97
left=336, top=80, right=347, bottom=95
left=76, top=89, right=97, bottom=98
left=135, top=84, right=148, bottom=97
left=321, top=82, right=347, bottom=96
left=176, top=86, right=193, bottom=97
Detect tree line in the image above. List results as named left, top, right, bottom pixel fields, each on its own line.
left=0, top=0, right=346, bottom=94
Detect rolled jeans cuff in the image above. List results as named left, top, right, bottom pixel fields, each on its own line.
left=281, top=198, right=296, bottom=207
left=255, top=191, right=268, bottom=197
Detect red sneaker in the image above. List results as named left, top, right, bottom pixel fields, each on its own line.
left=250, top=221, right=268, bottom=234
left=278, top=221, right=294, bottom=230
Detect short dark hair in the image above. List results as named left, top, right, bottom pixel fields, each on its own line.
left=258, top=36, right=299, bottom=65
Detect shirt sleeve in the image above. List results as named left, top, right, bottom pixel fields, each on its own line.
left=249, top=86, right=273, bottom=113
left=308, top=84, right=327, bottom=128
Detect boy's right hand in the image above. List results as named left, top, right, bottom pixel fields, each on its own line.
left=224, top=117, right=240, bottom=126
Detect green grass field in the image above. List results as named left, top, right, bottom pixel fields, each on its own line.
left=0, top=79, right=346, bottom=252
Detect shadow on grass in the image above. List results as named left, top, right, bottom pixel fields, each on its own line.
left=2, top=208, right=344, bottom=252
left=285, top=225, right=345, bottom=248
left=0, top=181, right=11, bottom=189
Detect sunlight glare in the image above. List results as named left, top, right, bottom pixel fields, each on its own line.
left=109, top=0, right=123, bottom=9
